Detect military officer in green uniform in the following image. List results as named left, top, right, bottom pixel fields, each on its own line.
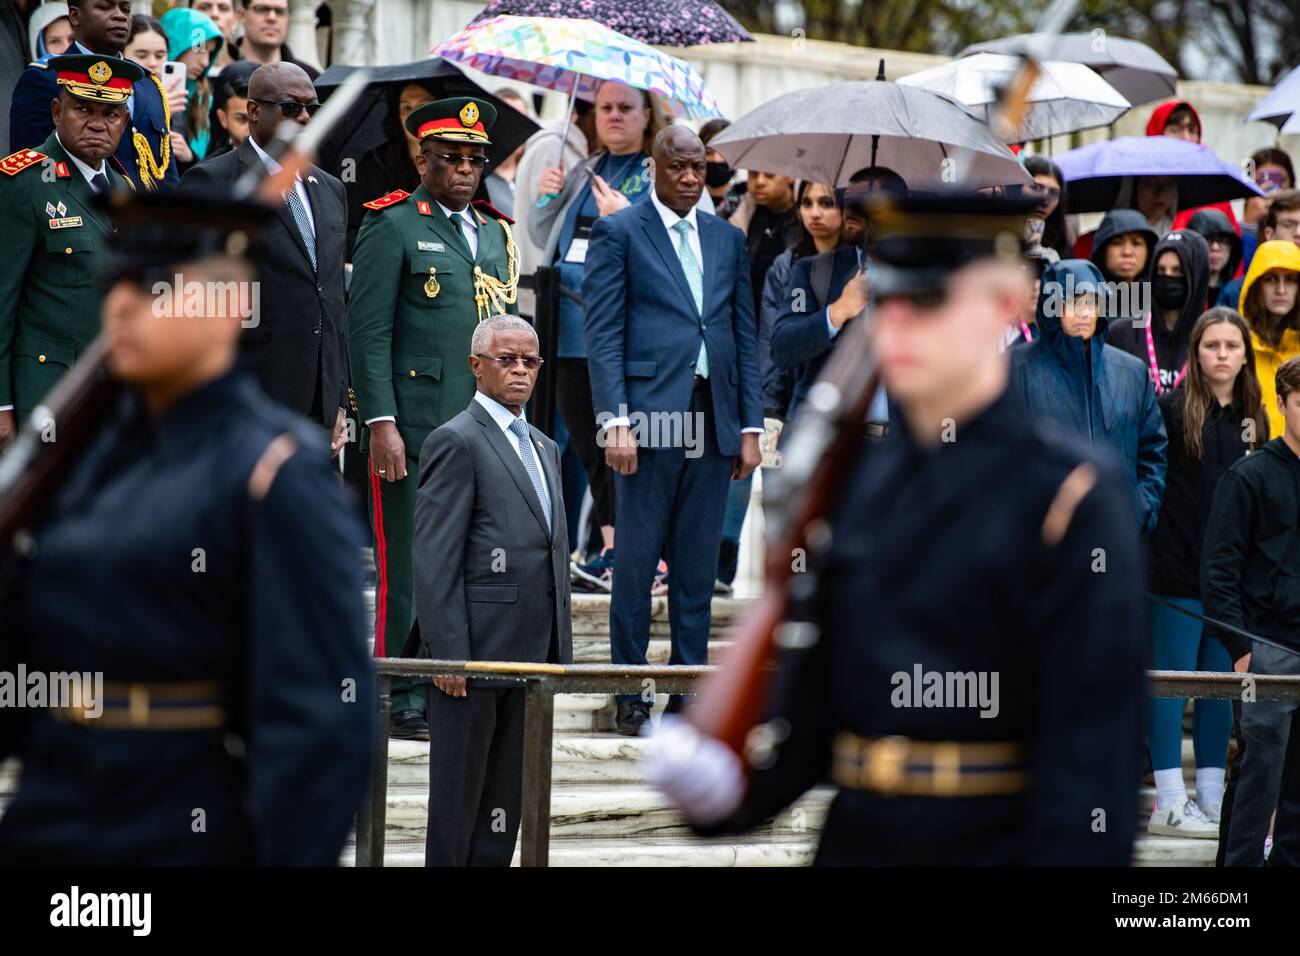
left=0, top=53, right=142, bottom=449
left=348, top=95, right=521, bottom=737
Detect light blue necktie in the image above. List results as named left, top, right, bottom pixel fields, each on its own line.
left=285, top=185, right=316, bottom=271
left=672, top=218, right=709, bottom=378
left=509, top=417, right=551, bottom=534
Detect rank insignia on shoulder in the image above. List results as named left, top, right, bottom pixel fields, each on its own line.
left=1, top=149, right=46, bottom=176
left=471, top=198, right=514, bottom=225
left=362, top=189, right=410, bottom=211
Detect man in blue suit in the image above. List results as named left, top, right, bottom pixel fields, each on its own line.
left=9, top=0, right=177, bottom=189
left=582, top=126, right=762, bottom=735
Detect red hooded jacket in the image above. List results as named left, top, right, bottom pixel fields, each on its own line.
left=1146, top=99, right=1240, bottom=237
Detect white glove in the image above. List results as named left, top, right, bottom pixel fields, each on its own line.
left=645, top=714, right=746, bottom=826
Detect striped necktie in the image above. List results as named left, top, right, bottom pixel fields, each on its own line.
left=508, top=417, right=551, bottom=534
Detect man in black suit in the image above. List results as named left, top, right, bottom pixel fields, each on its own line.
left=181, top=61, right=348, bottom=447
left=412, top=314, right=573, bottom=866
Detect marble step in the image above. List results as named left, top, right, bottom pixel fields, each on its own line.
left=1133, top=835, right=1218, bottom=866
left=366, top=591, right=751, bottom=654
left=377, top=784, right=834, bottom=842
left=388, top=733, right=653, bottom=786
left=340, top=835, right=818, bottom=867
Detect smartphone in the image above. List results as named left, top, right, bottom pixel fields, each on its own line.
left=584, top=166, right=600, bottom=188
left=161, top=61, right=186, bottom=98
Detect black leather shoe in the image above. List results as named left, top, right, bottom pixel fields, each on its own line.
left=615, top=700, right=651, bottom=736
left=663, top=695, right=691, bottom=715
left=390, top=709, right=430, bottom=740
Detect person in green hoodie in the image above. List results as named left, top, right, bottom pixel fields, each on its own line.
left=159, top=6, right=223, bottom=171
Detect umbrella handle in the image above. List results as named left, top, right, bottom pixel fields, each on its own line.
left=537, top=77, right=581, bottom=211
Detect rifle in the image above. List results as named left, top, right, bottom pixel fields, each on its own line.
left=687, top=0, right=1082, bottom=759
left=0, top=71, right=370, bottom=558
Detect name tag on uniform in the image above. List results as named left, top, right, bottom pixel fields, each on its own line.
left=564, top=215, right=595, bottom=264
left=48, top=217, right=83, bottom=229
left=418, top=241, right=444, bottom=252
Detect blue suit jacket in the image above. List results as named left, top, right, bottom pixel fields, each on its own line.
left=581, top=199, right=762, bottom=457
left=8, top=44, right=178, bottom=190
left=770, top=244, right=860, bottom=418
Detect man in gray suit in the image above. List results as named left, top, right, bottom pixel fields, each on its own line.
left=412, top=314, right=573, bottom=866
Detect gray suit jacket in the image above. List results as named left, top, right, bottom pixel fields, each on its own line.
left=412, top=398, right=573, bottom=674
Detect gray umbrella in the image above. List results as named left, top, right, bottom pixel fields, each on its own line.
left=959, top=33, right=1178, bottom=107
left=707, top=78, right=1032, bottom=191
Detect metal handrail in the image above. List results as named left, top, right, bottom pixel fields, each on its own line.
left=356, top=661, right=1300, bottom=867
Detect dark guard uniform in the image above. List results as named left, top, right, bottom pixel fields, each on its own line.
left=691, top=196, right=1146, bottom=865
left=0, top=193, right=373, bottom=865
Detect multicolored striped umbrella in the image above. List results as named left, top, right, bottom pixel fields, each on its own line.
left=432, top=15, right=722, bottom=119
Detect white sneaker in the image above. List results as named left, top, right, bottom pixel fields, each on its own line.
left=1201, top=800, right=1223, bottom=825
left=1148, top=797, right=1220, bottom=838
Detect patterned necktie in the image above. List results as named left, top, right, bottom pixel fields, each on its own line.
left=509, top=417, right=551, bottom=535
left=672, top=218, right=709, bottom=378
left=284, top=184, right=316, bottom=271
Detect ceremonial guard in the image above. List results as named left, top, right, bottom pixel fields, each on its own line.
left=347, top=96, right=520, bottom=738
left=650, top=194, right=1146, bottom=865
left=0, top=53, right=139, bottom=447
left=8, top=0, right=176, bottom=191
left=0, top=190, right=373, bottom=865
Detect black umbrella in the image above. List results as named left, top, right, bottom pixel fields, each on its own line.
left=467, top=0, right=753, bottom=46
left=314, top=59, right=541, bottom=174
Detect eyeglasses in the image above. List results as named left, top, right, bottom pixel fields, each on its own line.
left=255, top=99, right=320, bottom=118
left=247, top=3, right=286, bottom=16
left=429, top=151, right=489, bottom=169
left=475, top=353, right=544, bottom=370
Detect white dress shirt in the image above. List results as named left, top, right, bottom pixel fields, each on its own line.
left=55, top=132, right=107, bottom=186
left=438, top=201, right=479, bottom=258
left=249, top=135, right=315, bottom=239
left=474, top=390, right=551, bottom=508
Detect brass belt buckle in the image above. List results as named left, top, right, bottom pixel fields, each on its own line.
left=867, top=735, right=909, bottom=794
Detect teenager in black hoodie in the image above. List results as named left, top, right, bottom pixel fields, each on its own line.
left=1202, top=355, right=1300, bottom=865
left=1187, top=209, right=1243, bottom=310
left=1146, top=309, right=1268, bottom=838
left=1109, top=229, right=1210, bottom=394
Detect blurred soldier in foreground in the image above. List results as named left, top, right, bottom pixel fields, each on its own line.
left=0, top=190, right=373, bottom=865
left=649, top=193, right=1146, bottom=865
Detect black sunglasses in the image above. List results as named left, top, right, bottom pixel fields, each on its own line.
left=429, top=151, right=489, bottom=169
left=475, top=353, right=544, bottom=370
left=255, top=99, right=320, bottom=118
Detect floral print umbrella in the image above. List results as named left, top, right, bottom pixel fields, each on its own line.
left=467, top=0, right=753, bottom=47
left=433, top=15, right=724, bottom=119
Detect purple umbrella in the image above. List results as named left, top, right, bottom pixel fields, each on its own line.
left=467, top=0, right=753, bottom=47
left=1054, top=135, right=1264, bottom=213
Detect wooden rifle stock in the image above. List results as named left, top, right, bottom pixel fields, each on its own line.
left=0, top=336, right=118, bottom=556
left=688, top=314, right=881, bottom=757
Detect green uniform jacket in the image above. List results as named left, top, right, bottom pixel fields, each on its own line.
left=347, top=183, right=519, bottom=454
left=0, top=133, right=130, bottom=418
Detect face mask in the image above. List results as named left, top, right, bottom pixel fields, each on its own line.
left=705, top=161, right=732, bottom=188
left=1152, top=274, right=1188, bottom=310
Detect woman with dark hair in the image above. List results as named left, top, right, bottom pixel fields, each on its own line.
left=1146, top=308, right=1268, bottom=837
left=1023, top=155, right=1071, bottom=260
left=1242, top=146, right=1296, bottom=275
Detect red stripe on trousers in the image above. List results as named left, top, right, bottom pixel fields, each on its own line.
left=369, top=464, right=388, bottom=657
